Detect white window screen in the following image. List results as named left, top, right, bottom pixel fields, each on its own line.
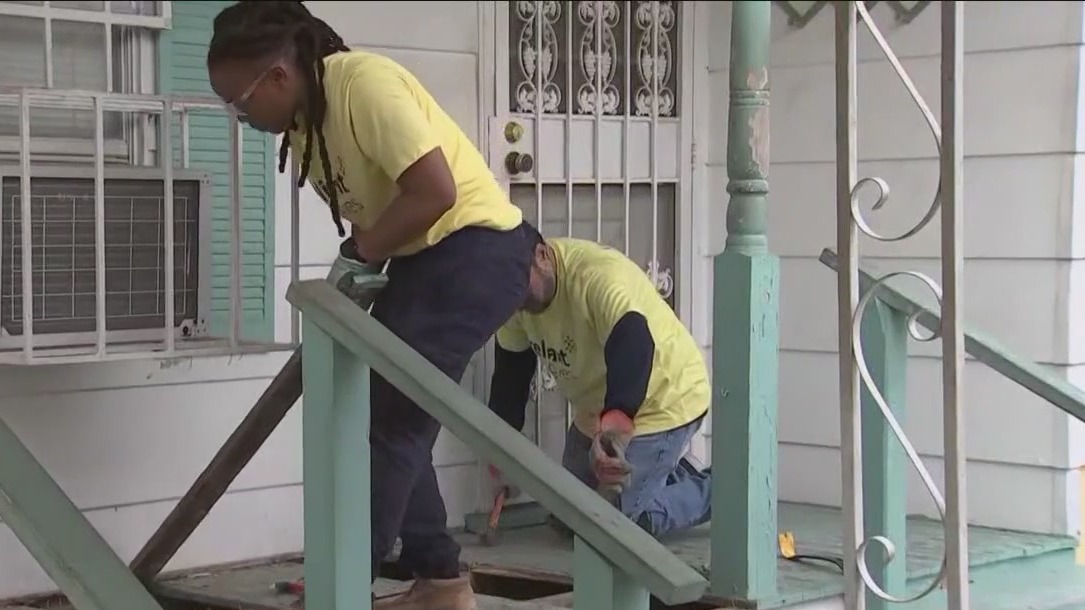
left=0, top=174, right=201, bottom=336
left=0, top=1, right=161, bottom=144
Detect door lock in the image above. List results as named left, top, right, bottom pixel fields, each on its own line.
left=504, top=152, right=534, bottom=176
left=504, top=121, right=524, bottom=144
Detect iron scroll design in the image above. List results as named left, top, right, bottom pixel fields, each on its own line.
left=848, top=1, right=949, bottom=603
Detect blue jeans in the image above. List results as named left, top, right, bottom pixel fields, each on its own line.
left=561, top=415, right=712, bottom=537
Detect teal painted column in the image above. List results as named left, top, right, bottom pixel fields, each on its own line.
left=710, top=0, right=778, bottom=601
left=860, top=298, right=908, bottom=608
left=302, top=319, right=372, bottom=610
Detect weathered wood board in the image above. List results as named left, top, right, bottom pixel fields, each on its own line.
left=449, top=502, right=1079, bottom=608
left=7, top=502, right=1080, bottom=610
left=153, top=562, right=567, bottom=610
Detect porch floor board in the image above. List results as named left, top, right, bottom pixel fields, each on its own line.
left=452, top=501, right=1078, bottom=608
left=3, top=503, right=1078, bottom=610
left=2, top=564, right=567, bottom=610
left=153, top=563, right=568, bottom=610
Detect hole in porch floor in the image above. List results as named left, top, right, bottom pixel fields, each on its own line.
left=464, top=570, right=719, bottom=610
left=4, top=557, right=719, bottom=610
left=469, top=571, right=571, bottom=600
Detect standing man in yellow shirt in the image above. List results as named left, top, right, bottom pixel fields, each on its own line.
left=487, top=227, right=713, bottom=538
left=207, top=2, right=530, bottom=609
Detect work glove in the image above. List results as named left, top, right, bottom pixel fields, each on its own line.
left=486, top=464, right=521, bottom=500
left=590, top=410, right=635, bottom=497
left=326, top=237, right=387, bottom=309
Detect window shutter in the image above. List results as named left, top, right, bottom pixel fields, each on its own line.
left=159, top=1, right=276, bottom=342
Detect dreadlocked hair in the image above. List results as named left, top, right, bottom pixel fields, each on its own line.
left=207, top=0, right=350, bottom=236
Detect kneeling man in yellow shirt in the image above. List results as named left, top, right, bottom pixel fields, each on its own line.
left=487, top=227, right=712, bottom=536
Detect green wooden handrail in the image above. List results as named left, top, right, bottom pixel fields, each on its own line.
left=820, top=248, right=1085, bottom=424
left=286, top=279, right=708, bottom=606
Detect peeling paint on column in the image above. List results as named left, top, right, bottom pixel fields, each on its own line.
left=749, top=104, right=770, bottom=178
left=747, top=66, right=770, bottom=176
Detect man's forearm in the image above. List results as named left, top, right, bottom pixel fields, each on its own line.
left=488, top=345, right=538, bottom=430
left=602, top=312, right=655, bottom=420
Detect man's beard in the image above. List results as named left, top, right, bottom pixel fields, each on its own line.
left=524, top=275, right=555, bottom=313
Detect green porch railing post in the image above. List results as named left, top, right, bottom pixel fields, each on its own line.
left=572, top=536, right=650, bottom=610
left=860, top=297, right=908, bottom=608
left=301, top=317, right=372, bottom=610
left=0, top=418, right=165, bottom=610
left=711, top=0, right=778, bottom=600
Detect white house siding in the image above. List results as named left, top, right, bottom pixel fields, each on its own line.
left=0, top=1, right=487, bottom=599
left=6, top=0, right=1085, bottom=601
left=701, top=0, right=1085, bottom=537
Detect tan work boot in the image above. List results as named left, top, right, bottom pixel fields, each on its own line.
left=374, top=575, right=478, bottom=610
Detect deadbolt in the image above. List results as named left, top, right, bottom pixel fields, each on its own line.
left=504, top=121, right=524, bottom=144
left=505, top=152, right=534, bottom=176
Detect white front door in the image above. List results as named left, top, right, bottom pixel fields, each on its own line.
left=480, top=0, right=695, bottom=466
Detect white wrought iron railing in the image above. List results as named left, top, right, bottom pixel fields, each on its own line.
left=835, top=1, right=968, bottom=609
left=0, top=87, right=299, bottom=365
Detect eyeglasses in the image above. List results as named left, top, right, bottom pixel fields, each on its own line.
left=227, top=60, right=280, bottom=117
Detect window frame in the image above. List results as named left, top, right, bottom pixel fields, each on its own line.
left=0, top=163, right=214, bottom=352
left=0, top=1, right=171, bottom=164
left=0, top=2, right=211, bottom=354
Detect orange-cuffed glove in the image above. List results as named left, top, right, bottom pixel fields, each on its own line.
left=590, top=410, right=635, bottom=496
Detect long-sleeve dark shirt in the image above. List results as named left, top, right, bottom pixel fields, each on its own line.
left=488, top=311, right=655, bottom=430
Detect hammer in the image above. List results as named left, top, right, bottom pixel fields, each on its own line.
left=594, top=434, right=632, bottom=500
left=480, top=486, right=509, bottom=546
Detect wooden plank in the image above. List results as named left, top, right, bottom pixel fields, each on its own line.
left=147, top=504, right=1081, bottom=610
left=301, top=323, right=372, bottom=610
left=0, top=415, right=164, bottom=610
left=452, top=502, right=1079, bottom=609
left=155, top=562, right=568, bottom=610
left=534, top=591, right=573, bottom=607
left=155, top=563, right=408, bottom=610
left=859, top=298, right=909, bottom=609
left=711, top=251, right=779, bottom=601
left=131, top=347, right=303, bottom=582
left=286, top=279, right=708, bottom=605
left=571, top=536, right=649, bottom=610
left=819, top=248, right=1085, bottom=424
left=156, top=561, right=306, bottom=610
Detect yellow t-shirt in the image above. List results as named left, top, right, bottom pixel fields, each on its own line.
left=496, top=238, right=710, bottom=437
left=288, top=51, right=522, bottom=256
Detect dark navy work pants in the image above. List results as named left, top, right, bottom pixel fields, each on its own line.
left=368, top=224, right=531, bottom=580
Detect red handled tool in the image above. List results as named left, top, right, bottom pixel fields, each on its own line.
left=272, top=579, right=305, bottom=595
left=480, top=486, right=508, bottom=546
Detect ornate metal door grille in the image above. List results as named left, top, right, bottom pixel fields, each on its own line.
left=492, top=0, right=687, bottom=457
